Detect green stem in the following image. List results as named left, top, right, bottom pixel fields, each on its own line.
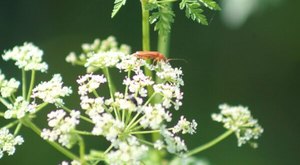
left=93, top=90, right=100, bottom=98
left=103, top=67, right=120, bottom=120
left=137, top=138, right=154, bottom=146
left=14, top=123, right=22, bottom=136
left=141, top=0, right=150, bottom=51
left=3, top=120, right=19, bottom=129
left=21, top=117, right=79, bottom=160
left=131, top=129, right=160, bottom=135
left=22, top=69, right=26, bottom=98
left=35, top=102, right=49, bottom=112
left=103, top=67, right=115, bottom=100
left=104, top=144, right=113, bottom=154
left=27, top=70, right=36, bottom=101
left=0, top=97, right=11, bottom=108
left=78, top=135, right=86, bottom=164
left=157, top=22, right=171, bottom=58
left=185, top=130, right=234, bottom=157
left=125, top=111, right=142, bottom=131
left=141, top=0, right=154, bottom=97
left=73, top=130, right=94, bottom=136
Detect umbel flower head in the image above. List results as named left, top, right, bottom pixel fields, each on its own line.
left=63, top=37, right=197, bottom=163
left=0, top=70, right=20, bottom=98
left=212, top=104, right=264, bottom=147
left=31, top=74, right=72, bottom=106
left=0, top=128, right=24, bottom=158
left=2, top=42, right=48, bottom=72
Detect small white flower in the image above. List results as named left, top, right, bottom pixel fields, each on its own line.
left=116, top=54, right=145, bottom=72
left=123, top=70, right=154, bottom=97
left=161, top=127, right=187, bottom=154
left=153, top=83, right=183, bottom=110
left=4, top=96, right=36, bottom=119
left=107, top=137, right=148, bottom=165
left=0, top=71, right=20, bottom=98
left=2, top=42, right=48, bottom=72
left=32, top=74, right=72, bottom=106
left=92, top=113, right=124, bottom=142
left=65, top=52, right=78, bottom=65
left=154, top=140, right=164, bottom=150
left=155, top=62, right=184, bottom=86
left=80, top=96, right=105, bottom=117
left=59, top=160, right=81, bottom=165
left=172, top=116, right=197, bottom=134
left=0, top=128, right=24, bottom=159
left=85, top=52, right=124, bottom=72
left=77, top=73, right=106, bottom=96
left=140, top=104, right=172, bottom=129
left=41, top=110, right=80, bottom=148
left=212, top=104, right=264, bottom=147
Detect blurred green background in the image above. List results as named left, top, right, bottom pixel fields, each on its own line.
left=0, top=0, right=299, bottom=165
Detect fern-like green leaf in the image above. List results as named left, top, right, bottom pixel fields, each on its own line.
left=149, top=4, right=175, bottom=36
left=199, top=0, right=221, bottom=10
left=111, top=0, right=127, bottom=18
left=182, top=1, right=208, bottom=25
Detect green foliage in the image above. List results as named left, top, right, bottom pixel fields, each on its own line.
left=111, top=0, right=127, bottom=18
left=180, top=0, right=208, bottom=25
left=111, top=0, right=220, bottom=35
left=179, top=0, right=220, bottom=25
left=199, top=0, right=221, bottom=10
left=149, top=3, right=175, bottom=36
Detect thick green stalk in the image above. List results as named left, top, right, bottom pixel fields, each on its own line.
left=21, top=117, right=79, bottom=160
left=141, top=0, right=154, bottom=96
left=141, top=0, right=150, bottom=51
left=185, top=130, right=234, bottom=157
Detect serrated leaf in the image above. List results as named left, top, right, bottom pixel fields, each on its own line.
left=145, top=1, right=159, bottom=10
left=199, top=0, right=221, bottom=10
left=179, top=0, right=188, bottom=9
left=180, top=0, right=208, bottom=25
left=149, top=4, right=175, bottom=36
left=111, top=0, right=127, bottom=18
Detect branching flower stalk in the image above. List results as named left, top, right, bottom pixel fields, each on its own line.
left=0, top=1, right=264, bottom=165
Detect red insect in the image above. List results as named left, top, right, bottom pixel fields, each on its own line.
left=133, top=51, right=167, bottom=62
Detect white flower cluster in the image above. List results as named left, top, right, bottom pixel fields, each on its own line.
left=212, top=104, right=264, bottom=147
left=31, top=74, right=72, bottom=106
left=59, top=160, right=81, bottom=165
left=123, top=70, right=154, bottom=97
left=161, top=127, right=187, bottom=154
left=66, top=36, right=131, bottom=72
left=2, top=42, right=48, bottom=72
left=172, top=116, right=197, bottom=135
left=71, top=47, right=196, bottom=160
left=0, top=128, right=24, bottom=158
left=107, top=136, right=148, bottom=165
left=41, top=110, right=80, bottom=148
left=4, top=96, right=36, bottom=119
left=85, top=52, right=125, bottom=72
left=91, top=113, right=125, bottom=142
left=139, top=104, right=172, bottom=129
left=0, top=70, right=20, bottom=98
left=77, top=73, right=107, bottom=96
left=65, top=37, right=197, bottom=164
